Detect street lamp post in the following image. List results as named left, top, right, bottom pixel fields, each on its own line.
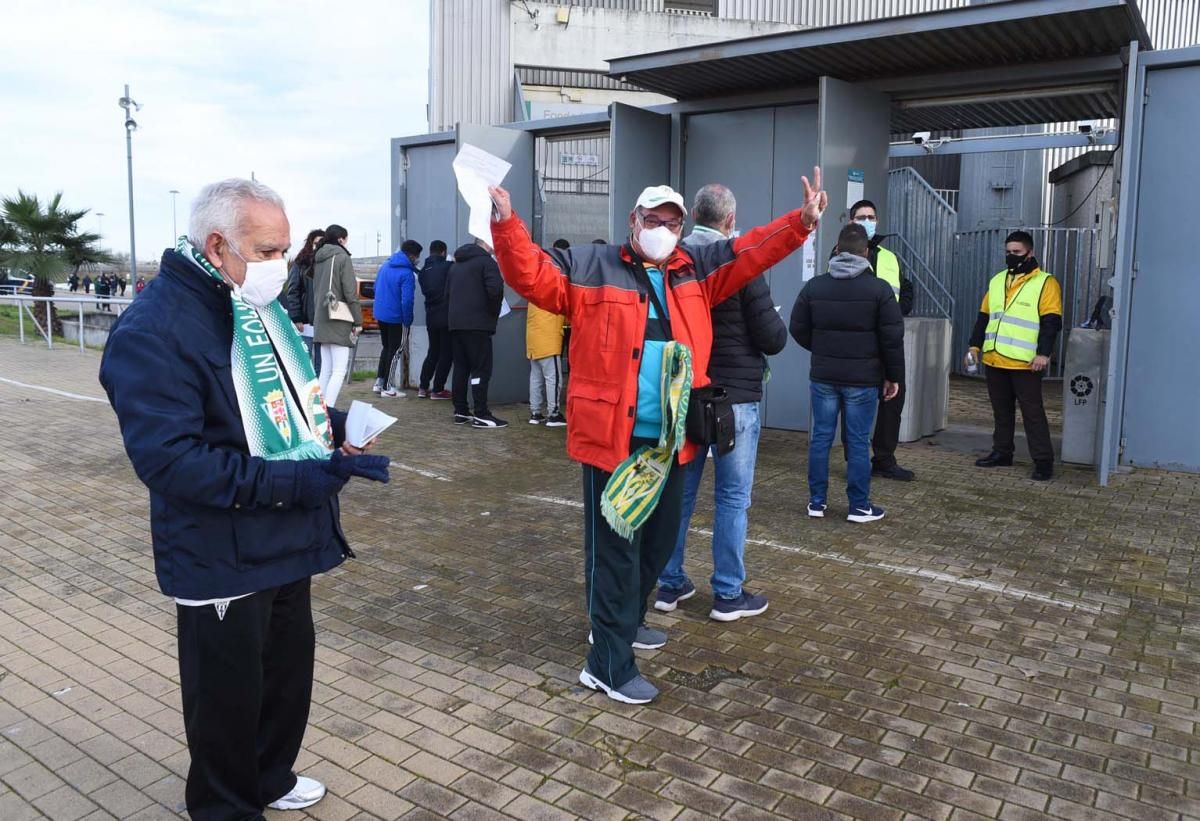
left=169, top=190, right=180, bottom=244
left=119, top=84, right=141, bottom=292
left=96, top=212, right=105, bottom=242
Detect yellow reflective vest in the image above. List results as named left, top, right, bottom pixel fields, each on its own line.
left=875, top=246, right=901, bottom=302
left=982, top=269, right=1051, bottom=363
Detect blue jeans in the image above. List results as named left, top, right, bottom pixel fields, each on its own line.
left=659, top=401, right=762, bottom=600
left=809, top=382, right=879, bottom=510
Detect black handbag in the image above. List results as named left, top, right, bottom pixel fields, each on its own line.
left=625, top=255, right=736, bottom=455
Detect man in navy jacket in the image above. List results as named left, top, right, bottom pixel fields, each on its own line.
left=100, top=178, right=389, bottom=820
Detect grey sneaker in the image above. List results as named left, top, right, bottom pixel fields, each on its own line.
left=579, top=666, right=659, bottom=704
left=588, top=624, right=667, bottom=650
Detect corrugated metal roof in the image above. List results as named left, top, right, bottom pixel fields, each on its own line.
left=607, top=0, right=1151, bottom=101
left=516, top=65, right=642, bottom=92
left=893, top=87, right=1123, bottom=132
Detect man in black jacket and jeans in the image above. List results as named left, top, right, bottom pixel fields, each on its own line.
left=656, top=184, right=786, bottom=621
left=792, top=223, right=904, bottom=523
left=446, top=238, right=506, bottom=427
left=418, top=240, right=453, bottom=399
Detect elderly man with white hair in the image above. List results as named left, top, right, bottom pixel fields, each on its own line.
left=100, top=178, right=390, bottom=820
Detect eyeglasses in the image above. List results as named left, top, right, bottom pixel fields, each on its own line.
left=639, top=213, right=683, bottom=232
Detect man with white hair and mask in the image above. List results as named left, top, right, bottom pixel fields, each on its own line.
left=100, top=179, right=390, bottom=819
left=488, top=169, right=827, bottom=704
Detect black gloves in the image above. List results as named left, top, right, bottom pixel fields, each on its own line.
left=293, top=451, right=391, bottom=509
left=325, top=449, right=391, bottom=483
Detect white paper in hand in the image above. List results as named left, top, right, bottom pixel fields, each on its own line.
left=452, top=144, right=512, bottom=247
left=346, top=400, right=397, bottom=449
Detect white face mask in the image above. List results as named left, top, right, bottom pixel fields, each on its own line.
left=228, top=241, right=288, bottom=309
left=638, top=225, right=679, bottom=262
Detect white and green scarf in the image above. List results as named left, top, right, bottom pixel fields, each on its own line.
left=601, top=341, right=693, bottom=540
left=179, top=237, right=335, bottom=460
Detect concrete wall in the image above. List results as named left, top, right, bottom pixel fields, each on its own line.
left=511, top=4, right=798, bottom=71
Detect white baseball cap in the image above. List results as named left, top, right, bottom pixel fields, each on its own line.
left=635, top=185, right=686, bottom=215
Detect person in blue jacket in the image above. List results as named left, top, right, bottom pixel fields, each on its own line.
left=99, top=178, right=391, bottom=820
left=372, top=239, right=419, bottom=397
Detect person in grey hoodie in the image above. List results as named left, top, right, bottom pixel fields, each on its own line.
left=790, top=223, right=903, bottom=524
left=312, top=225, right=363, bottom=409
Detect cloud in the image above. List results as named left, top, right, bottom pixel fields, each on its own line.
left=0, top=0, right=430, bottom=261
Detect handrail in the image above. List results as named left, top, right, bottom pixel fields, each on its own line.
left=889, top=166, right=956, bottom=212
left=885, top=232, right=955, bottom=320
left=0, top=293, right=134, bottom=351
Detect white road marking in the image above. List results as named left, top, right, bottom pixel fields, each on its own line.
left=524, top=493, right=1106, bottom=613
left=392, top=463, right=452, bottom=482
left=0, top=376, right=107, bottom=403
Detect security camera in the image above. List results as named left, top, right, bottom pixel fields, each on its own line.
left=912, top=131, right=932, bottom=145
left=1078, top=120, right=1098, bottom=134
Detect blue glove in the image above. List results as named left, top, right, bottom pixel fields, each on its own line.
left=294, top=461, right=349, bottom=508
left=325, top=450, right=391, bottom=484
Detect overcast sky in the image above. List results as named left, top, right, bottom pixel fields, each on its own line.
left=1, top=0, right=430, bottom=261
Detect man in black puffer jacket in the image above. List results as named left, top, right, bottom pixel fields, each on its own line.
left=791, top=223, right=903, bottom=524
left=445, top=239, right=506, bottom=427
left=418, top=240, right=453, bottom=398
left=655, top=184, right=787, bottom=623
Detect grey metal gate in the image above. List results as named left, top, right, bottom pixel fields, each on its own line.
left=886, top=167, right=956, bottom=319
left=951, top=227, right=1102, bottom=378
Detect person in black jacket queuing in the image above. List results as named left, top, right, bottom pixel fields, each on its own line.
left=285, top=228, right=326, bottom=370
left=840, top=200, right=916, bottom=481
left=417, top=240, right=453, bottom=398
left=792, top=223, right=904, bottom=523
left=100, top=179, right=390, bottom=820
left=446, top=238, right=506, bottom=427
left=655, top=184, right=785, bottom=622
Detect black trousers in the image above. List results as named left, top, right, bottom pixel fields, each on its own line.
left=376, top=321, right=407, bottom=385
left=582, top=448, right=685, bottom=690
left=986, top=365, right=1055, bottom=463
left=871, top=381, right=905, bottom=468
left=451, top=330, right=493, bottom=416
left=420, top=326, right=453, bottom=391
left=177, top=579, right=314, bottom=821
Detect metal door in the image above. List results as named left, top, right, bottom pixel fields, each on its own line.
left=399, top=141, right=456, bottom=327
left=609, top=104, right=672, bottom=243
left=1119, top=59, right=1200, bottom=472
left=455, top=124, right=535, bottom=405
left=766, top=105, right=819, bottom=431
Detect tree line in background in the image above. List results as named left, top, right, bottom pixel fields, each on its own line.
left=0, top=191, right=114, bottom=335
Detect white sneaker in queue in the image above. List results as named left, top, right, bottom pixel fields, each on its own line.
left=267, top=776, right=326, bottom=810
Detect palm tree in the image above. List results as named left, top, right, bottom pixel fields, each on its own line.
left=0, top=191, right=113, bottom=336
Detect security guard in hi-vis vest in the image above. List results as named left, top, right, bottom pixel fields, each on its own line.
left=836, top=200, right=916, bottom=481
left=967, top=230, right=1063, bottom=481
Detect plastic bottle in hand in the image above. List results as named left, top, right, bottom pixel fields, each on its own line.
left=965, top=350, right=980, bottom=375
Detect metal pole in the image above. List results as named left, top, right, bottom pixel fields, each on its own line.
left=120, top=84, right=140, bottom=297
left=79, top=302, right=85, bottom=352
left=46, top=301, right=52, bottom=350
left=169, top=189, right=180, bottom=243
left=18, top=298, right=24, bottom=344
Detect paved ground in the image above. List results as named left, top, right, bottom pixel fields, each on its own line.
left=2, top=337, right=1198, bottom=821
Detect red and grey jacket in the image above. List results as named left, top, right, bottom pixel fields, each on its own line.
left=492, top=210, right=813, bottom=473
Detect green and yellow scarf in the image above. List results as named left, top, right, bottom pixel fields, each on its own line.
left=601, top=341, right=693, bottom=540
left=180, top=237, right=335, bottom=461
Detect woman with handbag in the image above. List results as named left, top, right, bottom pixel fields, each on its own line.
left=312, top=224, right=363, bottom=409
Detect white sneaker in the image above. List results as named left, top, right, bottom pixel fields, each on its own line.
left=268, top=776, right=326, bottom=810
left=381, top=388, right=406, bottom=398
left=371, top=379, right=384, bottom=394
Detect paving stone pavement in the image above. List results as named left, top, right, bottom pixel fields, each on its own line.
left=1, top=337, right=1198, bottom=821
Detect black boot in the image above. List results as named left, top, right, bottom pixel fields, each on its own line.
left=1031, top=461, right=1054, bottom=481
left=975, top=452, right=1014, bottom=468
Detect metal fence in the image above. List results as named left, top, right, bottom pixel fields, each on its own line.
left=886, top=167, right=957, bottom=319
left=0, top=294, right=133, bottom=351
left=950, top=227, right=1102, bottom=378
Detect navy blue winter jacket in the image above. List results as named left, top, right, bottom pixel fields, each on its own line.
left=99, top=250, right=351, bottom=599
left=372, top=251, right=415, bottom=325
